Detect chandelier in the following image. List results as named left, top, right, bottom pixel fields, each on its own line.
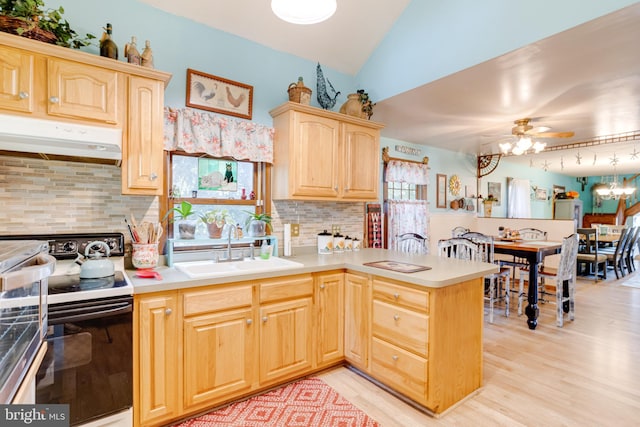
left=499, top=136, right=546, bottom=155
left=595, top=174, right=636, bottom=200
left=271, top=0, right=337, bottom=25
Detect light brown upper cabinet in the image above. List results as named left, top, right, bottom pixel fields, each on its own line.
left=0, top=32, right=172, bottom=196
left=270, top=102, right=383, bottom=201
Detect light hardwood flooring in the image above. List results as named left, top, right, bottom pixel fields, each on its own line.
left=319, top=269, right=640, bottom=427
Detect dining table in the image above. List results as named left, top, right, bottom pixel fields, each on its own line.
left=493, top=239, right=564, bottom=330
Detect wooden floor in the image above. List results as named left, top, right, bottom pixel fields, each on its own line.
left=319, top=267, right=640, bottom=427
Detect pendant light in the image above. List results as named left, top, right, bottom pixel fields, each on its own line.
left=271, top=0, right=337, bottom=25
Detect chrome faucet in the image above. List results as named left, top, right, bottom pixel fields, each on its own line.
left=225, top=223, right=237, bottom=261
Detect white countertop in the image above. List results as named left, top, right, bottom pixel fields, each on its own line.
left=128, top=248, right=498, bottom=294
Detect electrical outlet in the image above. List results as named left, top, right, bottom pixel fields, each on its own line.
left=291, top=223, right=300, bottom=237
left=332, top=224, right=341, bottom=235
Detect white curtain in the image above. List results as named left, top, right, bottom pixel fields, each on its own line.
left=384, top=160, right=429, bottom=185
left=387, top=200, right=430, bottom=253
left=508, top=178, right=531, bottom=218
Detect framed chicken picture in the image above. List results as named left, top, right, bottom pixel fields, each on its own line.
left=186, top=68, right=253, bottom=119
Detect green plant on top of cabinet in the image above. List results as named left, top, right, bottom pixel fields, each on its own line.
left=269, top=102, right=383, bottom=201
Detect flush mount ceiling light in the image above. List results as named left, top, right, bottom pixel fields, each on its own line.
left=271, top=0, right=337, bottom=25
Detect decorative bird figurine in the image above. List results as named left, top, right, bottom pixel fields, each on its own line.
left=316, top=63, right=340, bottom=110
left=193, top=81, right=216, bottom=101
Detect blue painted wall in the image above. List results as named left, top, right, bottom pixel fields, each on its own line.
left=49, top=0, right=633, bottom=218
left=357, top=0, right=638, bottom=101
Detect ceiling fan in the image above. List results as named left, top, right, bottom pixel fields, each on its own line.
left=511, top=118, right=575, bottom=139
left=501, top=118, right=575, bottom=155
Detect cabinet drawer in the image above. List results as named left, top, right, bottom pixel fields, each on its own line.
left=373, top=279, right=429, bottom=313
left=260, top=275, right=313, bottom=303
left=371, top=337, right=427, bottom=404
left=183, top=285, right=252, bottom=316
left=372, top=300, right=428, bottom=357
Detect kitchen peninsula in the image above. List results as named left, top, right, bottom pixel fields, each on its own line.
left=129, top=248, right=497, bottom=426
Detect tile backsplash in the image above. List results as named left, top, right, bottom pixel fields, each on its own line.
left=0, top=156, right=371, bottom=250
left=272, top=200, right=367, bottom=248
left=0, top=156, right=158, bottom=236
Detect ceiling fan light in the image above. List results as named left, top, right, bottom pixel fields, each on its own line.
left=271, top=0, right=337, bottom=25
left=512, top=145, right=525, bottom=156
left=499, top=142, right=512, bottom=154
left=516, top=136, right=532, bottom=151
left=532, top=141, right=546, bottom=153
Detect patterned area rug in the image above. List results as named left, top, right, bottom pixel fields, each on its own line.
left=175, top=377, right=379, bottom=426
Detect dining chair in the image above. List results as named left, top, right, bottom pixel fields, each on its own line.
left=499, top=228, right=548, bottom=302
left=437, top=237, right=479, bottom=261
left=601, top=227, right=630, bottom=279
left=518, top=233, right=580, bottom=327
left=576, top=228, right=607, bottom=281
left=460, top=232, right=511, bottom=323
left=396, top=232, right=428, bottom=254
left=622, top=226, right=639, bottom=273
left=451, top=226, right=470, bottom=237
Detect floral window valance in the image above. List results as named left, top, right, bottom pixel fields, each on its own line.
left=164, top=107, right=274, bottom=163
left=384, top=160, right=430, bottom=185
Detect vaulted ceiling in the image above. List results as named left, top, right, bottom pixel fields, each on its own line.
left=139, top=0, right=640, bottom=176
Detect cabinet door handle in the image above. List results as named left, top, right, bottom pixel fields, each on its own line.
left=246, top=319, right=253, bottom=325
left=392, top=355, right=399, bottom=361
left=165, top=308, right=172, bottom=316
left=150, top=172, right=158, bottom=180
left=344, top=187, right=349, bottom=192
left=393, top=293, right=400, bottom=299
left=19, top=91, right=29, bottom=99
left=319, top=284, right=325, bottom=289
left=262, top=316, right=268, bottom=323
left=334, top=186, right=339, bottom=191
left=49, top=96, right=60, bottom=104
left=393, top=314, right=400, bottom=321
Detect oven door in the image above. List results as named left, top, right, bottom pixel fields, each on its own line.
left=36, top=296, right=133, bottom=426
left=0, top=253, right=54, bottom=403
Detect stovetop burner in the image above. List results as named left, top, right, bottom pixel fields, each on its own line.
left=0, top=232, right=133, bottom=304
left=48, top=271, right=128, bottom=294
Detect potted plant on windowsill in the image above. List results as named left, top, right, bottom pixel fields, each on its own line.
left=244, top=211, right=272, bottom=237
left=0, top=0, right=96, bottom=48
left=163, top=201, right=197, bottom=239
left=200, top=208, right=233, bottom=239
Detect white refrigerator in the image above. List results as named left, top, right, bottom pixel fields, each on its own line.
left=554, top=199, right=583, bottom=229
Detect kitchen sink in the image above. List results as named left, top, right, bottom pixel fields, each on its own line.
left=173, top=257, right=304, bottom=279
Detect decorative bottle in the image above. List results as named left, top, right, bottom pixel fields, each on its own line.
left=124, top=36, right=141, bottom=65
left=141, top=40, right=154, bottom=68
left=99, top=23, right=118, bottom=60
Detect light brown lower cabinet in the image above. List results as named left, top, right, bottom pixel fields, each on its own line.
left=315, top=271, right=345, bottom=367
left=344, top=272, right=369, bottom=369
left=134, top=271, right=483, bottom=426
left=182, top=284, right=254, bottom=413
left=135, top=291, right=179, bottom=427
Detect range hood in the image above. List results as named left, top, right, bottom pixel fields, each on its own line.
left=0, top=114, right=122, bottom=161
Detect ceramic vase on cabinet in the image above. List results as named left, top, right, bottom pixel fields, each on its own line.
left=339, top=94, right=366, bottom=119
